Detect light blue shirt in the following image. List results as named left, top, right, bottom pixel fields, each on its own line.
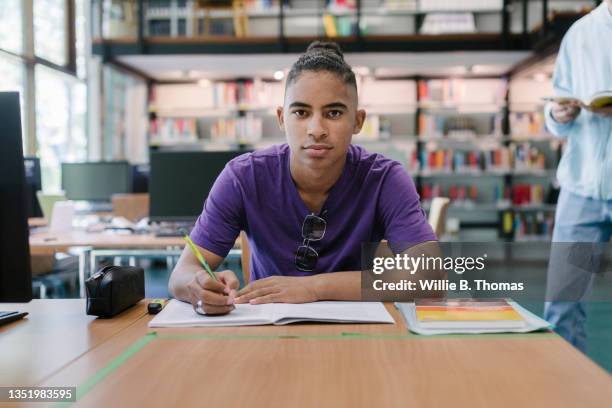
left=545, top=2, right=612, bottom=200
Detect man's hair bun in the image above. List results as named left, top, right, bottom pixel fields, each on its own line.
left=305, top=41, right=345, bottom=61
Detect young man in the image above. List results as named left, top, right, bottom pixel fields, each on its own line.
left=169, top=42, right=439, bottom=315
left=544, top=0, right=612, bottom=352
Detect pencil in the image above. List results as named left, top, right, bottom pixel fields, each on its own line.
left=183, top=234, right=218, bottom=282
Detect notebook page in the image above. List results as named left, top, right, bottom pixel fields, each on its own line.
left=148, top=299, right=274, bottom=327
left=271, top=301, right=395, bottom=325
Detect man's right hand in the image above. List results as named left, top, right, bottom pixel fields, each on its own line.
left=187, top=270, right=240, bottom=315
left=551, top=101, right=581, bottom=124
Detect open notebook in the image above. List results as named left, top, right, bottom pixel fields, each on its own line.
left=149, top=300, right=395, bottom=327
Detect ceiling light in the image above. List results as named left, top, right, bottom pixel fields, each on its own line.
left=353, top=66, right=371, bottom=76
left=273, top=70, right=285, bottom=81
left=449, top=66, right=468, bottom=76
left=533, top=72, right=548, bottom=82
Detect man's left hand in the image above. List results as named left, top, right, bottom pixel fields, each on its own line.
left=235, top=276, right=319, bottom=304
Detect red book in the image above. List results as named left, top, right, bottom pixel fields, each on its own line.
left=422, top=184, right=432, bottom=200
left=458, top=186, right=466, bottom=200
left=419, top=80, right=428, bottom=100
left=494, top=149, right=502, bottom=166
left=470, top=185, right=478, bottom=200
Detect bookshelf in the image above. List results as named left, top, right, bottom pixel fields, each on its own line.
left=144, top=71, right=561, bottom=242
left=412, top=76, right=561, bottom=242
left=92, top=0, right=544, bottom=40
left=149, top=79, right=283, bottom=146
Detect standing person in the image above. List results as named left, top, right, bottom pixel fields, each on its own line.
left=544, top=0, right=612, bottom=352
left=168, top=41, right=440, bottom=315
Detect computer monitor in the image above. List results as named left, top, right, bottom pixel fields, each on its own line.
left=24, top=157, right=43, bottom=218
left=61, top=161, right=131, bottom=201
left=0, top=92, right=33, bottom=302
left=149, top=150, right=248, bottom=222
left=132, top=164, right=150, bottom=193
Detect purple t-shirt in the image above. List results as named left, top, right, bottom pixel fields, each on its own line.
left=190, top=143, right=436, bottom=280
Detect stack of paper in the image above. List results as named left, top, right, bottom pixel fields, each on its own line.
left=149, top=300, right=395, bottom=328
left=395, top=299, right=552, bottom=335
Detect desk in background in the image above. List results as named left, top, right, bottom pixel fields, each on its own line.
left=29, top=230, right=185, bottom=297
left=29, top=230, right=242, bottom=298
left=2, top=300, right=610, bottom=407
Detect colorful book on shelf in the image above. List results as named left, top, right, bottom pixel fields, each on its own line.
left=414, top=298, right=526, bottom=329
left=543, top=91, right=612, bottom=110
left=323, top=14, right=338, bottom=37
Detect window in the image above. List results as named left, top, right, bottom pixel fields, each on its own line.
left=36, top=65, right=87, bottom=190
left=0, top=1, right=90, bottom=191
left=34, top=0, right=68, bottom=66
left=0, top=52, right=24, bottom=94
left=0, top=0, right=23, bottom=54
left=75, top=0, right=88, bottom=78
left=0, top=52, right=27, bottom=151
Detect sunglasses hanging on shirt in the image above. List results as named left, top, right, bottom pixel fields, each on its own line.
left=295, top=213, right=326, bottom=272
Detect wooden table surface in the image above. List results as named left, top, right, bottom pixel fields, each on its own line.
left=0, top=299, right=148, bottom=386
left=29, top=230, right=185, bottom=254
left=20, top=301, right=611, bottom=408
left=28, top=217, right=48, bottom=228
left=28, top=230, right=243, bottom=256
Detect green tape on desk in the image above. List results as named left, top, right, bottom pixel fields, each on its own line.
left=54, top=332, right=158, bottom=408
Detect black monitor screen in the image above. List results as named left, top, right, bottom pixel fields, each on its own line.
left=24, top=157, right=42, bottom=218
left=0, top=92, right=32, bottom=302
left=132, top=164, right=150, bottom=193
left=149, top=150, right=248, bottom=222
left=62, top=161, right=131, bottom=201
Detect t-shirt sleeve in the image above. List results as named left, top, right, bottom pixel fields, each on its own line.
left=378, top=164, right=437, bottom=250
left=189, top=163, right=245, bottom=258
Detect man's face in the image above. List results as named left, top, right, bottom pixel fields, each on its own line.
left=277, top=71, right=365, bottom=171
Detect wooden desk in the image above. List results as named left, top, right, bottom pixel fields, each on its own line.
left=28, top=231, right=186, bottom=297
left=28, top=217, right=48, bottom=228
left=27, top=302, right=612, bottom=407
left=29, top=230, right=185, bottom=255
left=28, top=230, right=243, bottom=297
left=28, top=230, right=241, bottom=253
left=0, top=299, right=148, bottom=386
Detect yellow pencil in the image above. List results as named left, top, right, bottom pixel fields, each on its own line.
left=183, top=235, right=218, bottom=282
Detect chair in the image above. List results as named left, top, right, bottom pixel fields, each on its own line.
left=240, top=231, right=250, bottom=285
left=427, top=197, right=451, bottom=239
